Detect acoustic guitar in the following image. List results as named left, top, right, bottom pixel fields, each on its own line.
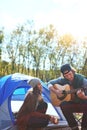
left=50, top=84, right=87, bottom=106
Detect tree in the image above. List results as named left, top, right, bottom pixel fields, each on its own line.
left=0, top=29, right=4, bottom=61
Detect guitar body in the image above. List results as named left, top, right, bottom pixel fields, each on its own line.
left=50, top=84, right=71, bottom=106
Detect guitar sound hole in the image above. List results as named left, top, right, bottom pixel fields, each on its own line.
left=57, top=90, right=67, bottom=100
left=62, top=90, right=67, bottom=94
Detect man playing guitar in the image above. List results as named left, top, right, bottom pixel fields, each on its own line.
left=48, top=64, right=87, bottom=130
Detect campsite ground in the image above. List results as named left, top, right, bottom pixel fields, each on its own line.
left=45, top=126, right=81, bottom=130
left=45, top=124, right=81, bottom=130
left=45, top=127, right=71, bottom=130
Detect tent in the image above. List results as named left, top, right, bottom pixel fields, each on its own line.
left=0, top=73, right=67, bottom=130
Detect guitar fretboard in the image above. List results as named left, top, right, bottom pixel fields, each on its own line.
left=63, top=87, right=86, bottom=94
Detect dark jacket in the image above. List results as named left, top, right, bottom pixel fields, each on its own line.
left=16, top=91, right=51, bottom=130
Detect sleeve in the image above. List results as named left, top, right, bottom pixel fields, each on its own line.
left=27, top=111, right=51, bottom=127
left=83, top=78, right=87, bottom=86
left=47, top=77, right=62, bottom=89
left=83, top=78, right=87, bottom=95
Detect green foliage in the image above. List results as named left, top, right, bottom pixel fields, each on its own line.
left=0, top=22, right=87, bottom=80
left=0, top=30, right=4, bottom=43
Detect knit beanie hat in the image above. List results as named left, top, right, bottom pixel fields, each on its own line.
left=60, top=64, right=72, bottom=74
left=28, top=78, right=40, bottom=88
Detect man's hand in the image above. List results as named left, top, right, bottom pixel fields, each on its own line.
left=77, top=90, right=87, bottom=100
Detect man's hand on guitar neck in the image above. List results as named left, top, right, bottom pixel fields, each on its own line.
left=77, top=90, right=87, bottom=100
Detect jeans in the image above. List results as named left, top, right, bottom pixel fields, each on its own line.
left=60, top=101, right=87, bottom=128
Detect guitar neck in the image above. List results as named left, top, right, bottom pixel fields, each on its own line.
left=66, top=87, right=86, bottom=94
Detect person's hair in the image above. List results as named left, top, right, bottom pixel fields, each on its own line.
left=33, top=85, right=41, bottom=95
left=71, top=66, right=76, bottom=74
left=61, top=66, right=76, bottom=78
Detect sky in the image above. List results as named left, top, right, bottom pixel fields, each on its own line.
left=0, top=0, right=87, bottom=39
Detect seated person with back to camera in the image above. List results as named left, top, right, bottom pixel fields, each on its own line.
left=16, top=78, right=58, bottom=130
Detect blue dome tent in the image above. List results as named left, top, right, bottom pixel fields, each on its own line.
left=0, top=73, right=67, bottom=130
